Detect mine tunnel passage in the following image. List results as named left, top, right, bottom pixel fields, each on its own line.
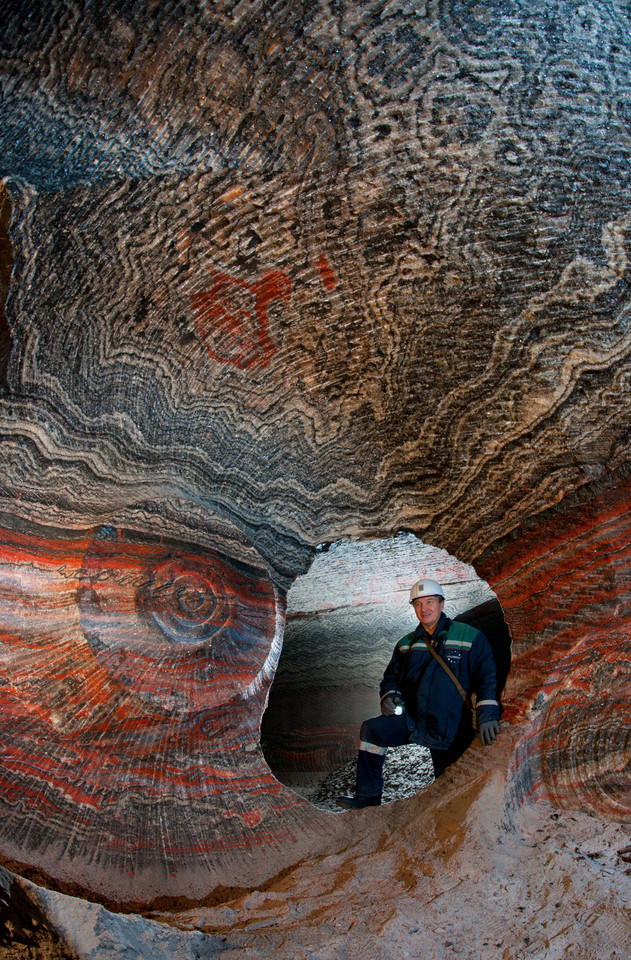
left=261, top=533, right=512, bottom=809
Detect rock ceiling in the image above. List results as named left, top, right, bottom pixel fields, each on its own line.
left=0, top=0, right=630, bottom=956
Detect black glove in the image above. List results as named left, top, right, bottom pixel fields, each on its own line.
left=478, top=720, right=500, bottom=745
left=381, top=695, right=402, bottom=716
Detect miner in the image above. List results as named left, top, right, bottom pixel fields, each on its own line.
left=337, top=578, right=501, bottom=809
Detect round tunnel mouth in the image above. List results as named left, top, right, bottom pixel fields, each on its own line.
left=261, top=532, right=512, bottom=809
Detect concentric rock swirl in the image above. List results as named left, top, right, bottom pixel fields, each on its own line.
left=0, top=0, right=630, bottom=908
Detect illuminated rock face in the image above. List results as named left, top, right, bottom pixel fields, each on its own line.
left=479, top=466, right=631, bottom=822
left=0, top=0, right=630, bottom=920
left=0, top=519, right=318, bottom=901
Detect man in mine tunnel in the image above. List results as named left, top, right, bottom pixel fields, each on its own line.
left=337, top=578, right=502, bottom=809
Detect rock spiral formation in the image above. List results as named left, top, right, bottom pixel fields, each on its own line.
left=0, top=0, right=629, bottom=938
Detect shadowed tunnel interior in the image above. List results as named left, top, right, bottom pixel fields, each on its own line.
left=0, top=1, right=630, bottom=957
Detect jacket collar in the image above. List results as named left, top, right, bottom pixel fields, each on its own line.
left=414, top=611, right=449, bottom=644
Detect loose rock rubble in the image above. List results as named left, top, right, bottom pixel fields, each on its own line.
left=286, top=744, right=435, bottom=811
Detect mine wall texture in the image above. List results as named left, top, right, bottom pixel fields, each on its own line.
left=0, top=1, right=630, bottom=958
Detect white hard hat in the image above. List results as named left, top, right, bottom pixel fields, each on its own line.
left=409, top=578, right=445, bottom=603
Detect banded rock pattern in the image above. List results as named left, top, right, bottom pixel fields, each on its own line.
left=0, top=0, right=628, bottom=933
left=0, top=515, right=338, bottom=902
left=479, top=463, right=631, bottom=821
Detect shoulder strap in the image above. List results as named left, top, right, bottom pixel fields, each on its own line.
left=422, top=633, right=473, bottom=711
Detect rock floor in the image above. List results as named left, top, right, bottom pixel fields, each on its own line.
left=280, top=744, right=435, bottom=811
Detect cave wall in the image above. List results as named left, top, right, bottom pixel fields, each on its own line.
left=0, top=0, right=630, bottom=936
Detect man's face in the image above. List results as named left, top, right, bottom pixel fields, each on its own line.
left=412, top=595, right=444, bottom=633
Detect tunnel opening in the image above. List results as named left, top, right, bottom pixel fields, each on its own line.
left=0, top=183, right=13, bottom=388
left=261, top=532, right=511, bottom=809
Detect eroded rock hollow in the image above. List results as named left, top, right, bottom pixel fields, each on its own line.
left=0, top=1, right=629, bottom=957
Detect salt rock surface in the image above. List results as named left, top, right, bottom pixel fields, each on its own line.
left=0, top=0, right=630, bottom=955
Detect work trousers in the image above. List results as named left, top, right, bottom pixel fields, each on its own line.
left=356, top=712, right=475, bottom=799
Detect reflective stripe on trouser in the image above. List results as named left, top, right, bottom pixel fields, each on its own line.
left=356, top=713, right=410, bottom=798
left=358, top=740, right=388, bottom=756
left=355, top=710, right=477, bottom=796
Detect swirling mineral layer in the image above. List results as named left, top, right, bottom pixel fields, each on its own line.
left=0, top=0, right=629, bottom=952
